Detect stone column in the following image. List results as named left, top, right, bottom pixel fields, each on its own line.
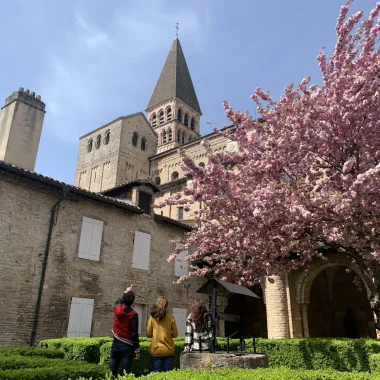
left=265, top=274, right=290, bottom=339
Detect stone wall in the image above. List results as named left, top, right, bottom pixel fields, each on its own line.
left=0, top=169, right=204, bottom=346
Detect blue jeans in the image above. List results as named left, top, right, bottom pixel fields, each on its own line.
left=150, top=355, right=173, bottom=372
left=109, top=339, right=134, bottom=376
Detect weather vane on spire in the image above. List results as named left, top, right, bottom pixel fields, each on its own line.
left=175, top=23, right=179, bottom=38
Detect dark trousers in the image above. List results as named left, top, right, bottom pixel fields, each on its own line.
left=109, top=339, right=134, bottom=376
left=150, top=354, right=173, bottom=372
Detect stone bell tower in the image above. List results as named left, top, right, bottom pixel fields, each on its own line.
left=0, top=88, right=46, bottom=171
left=146, top=37, right=202, bottom=154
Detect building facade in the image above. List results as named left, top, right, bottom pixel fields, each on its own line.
left=0, top=37, right=376, bottom=344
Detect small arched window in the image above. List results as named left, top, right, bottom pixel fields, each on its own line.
left=177, top=130, right=181, bottom=142
left=104, top=130, right=110, bottom=145
left=151, top=114, right=157, bottom=127
left=159, top=110, right=164, bottom=125
left=199, top=162, right=205, bottom=168
left=163, top=130, right=167, bottom=144
left=171, top=171, right=179, bottom=181
left=177, top=108, right=182, bottom=122
left=132, top=132, right=139, bottom=147
left=95, top=135, right=101, bottom=149
left=182, top=132, right=185, bottom=144
left=168, top=128, right=173, bottom=142
left=189, top=136, right=193, bottom=142
left=141, top=137, right=147, bottom=151
left=87, top=139, right=93, bottom=153
left=155, top=177, right=161, bottom=185
left=184, top=113, right=189, bottom=126
left=167, top=107, right=172, bottom=121
left=191, top=118, right=195, bottom=130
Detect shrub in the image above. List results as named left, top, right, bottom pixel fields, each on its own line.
left=0, top=362, right=108, bottom=380
left=369, top=353, right=380, bottom=375
left=0, top=355, right=82, bottom=370
left=39, top=337, right=112, bottom=363
left=0, top=346, right=64, bottom=359
left=78, top=367, right=374, bottom=380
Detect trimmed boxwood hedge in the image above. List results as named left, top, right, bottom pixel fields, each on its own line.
left=39, top=337, right=380, bottom=374
left=369, top=353, right=380, bottom=376
left=0, top=355, right=85, bottom=370
left=0, top=346, right=64, bottom=359
left=78, top=368, right=374, bottom=380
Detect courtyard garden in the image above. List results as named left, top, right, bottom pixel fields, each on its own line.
left=2, top=337, right=380, bottom=379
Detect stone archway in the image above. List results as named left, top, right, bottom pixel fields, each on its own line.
left=307, top=265, right=375, bottom=338
left=224, top=284, right=268, bottom=338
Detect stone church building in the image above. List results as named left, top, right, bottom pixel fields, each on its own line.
left=0, top=38, right=376, bottom=346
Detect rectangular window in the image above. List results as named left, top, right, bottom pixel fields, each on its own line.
left=177, top=207, right=184, bottom=221
left=172, top=307, right=188, bottom=336
left=67, top=297, right=94, bottom=337
left=175, top=243, right=188, bottom=277
left=132, top=231, right=151, bottom=270
left=78, top=217, right=103, bottom=261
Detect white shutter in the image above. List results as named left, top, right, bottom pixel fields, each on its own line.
left=78, top=217, right=103, bottom=261
left=67, top=298, right=83, bottom=337
left=226, top=141, right=238, bottom=153
left=67, top=297, right=94, bottom=337
left=78, top=217, right=93, bottom=259
left=175, top=243, right=188, bottom=277
left=89, top=219, right=103, bottom=261
left=133, top=304, right=144, bottom=336
left=132, top=231, right=151, bottom=270
left=173, top=308, right=188, bottom=336
left=79, top=298, right=94, bottom=337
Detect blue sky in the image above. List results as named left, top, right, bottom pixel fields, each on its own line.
left=0, top=0, right=376, bottom=184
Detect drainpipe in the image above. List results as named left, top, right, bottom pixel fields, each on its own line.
left=30, top=186, right=69, bottom=346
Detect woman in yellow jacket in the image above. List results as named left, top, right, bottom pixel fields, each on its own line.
left=146, top=297, right=178, bottom=372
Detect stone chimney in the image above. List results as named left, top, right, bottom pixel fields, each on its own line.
left=0, top=87, right=46, bottom=171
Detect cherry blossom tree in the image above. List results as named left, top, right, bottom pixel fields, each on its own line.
left=157, top=1, right=380, bottom=326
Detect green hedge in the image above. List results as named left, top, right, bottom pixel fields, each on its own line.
left=39, top=337, right=380, bottom=374
left=39, top=337, right=112, bottom=363
left=79, top=368, right=374, bottom=380
left=0, top=362, right=108, bottom=380
left=0, top=346, right=64, bottom=359
left=0, top=355, right=86, bottom=370
left=369, top=353, right=380, bottom=376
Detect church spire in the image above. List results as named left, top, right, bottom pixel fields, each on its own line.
left=146, top=38, right=201, bottom=114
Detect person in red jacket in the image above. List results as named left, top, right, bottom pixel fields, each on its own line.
left=110, top=285, right=140, bottom=375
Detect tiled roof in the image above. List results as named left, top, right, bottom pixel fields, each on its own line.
left=101, top=178, right=161, bottom=194
left=147, top=38, right=201, bottom=114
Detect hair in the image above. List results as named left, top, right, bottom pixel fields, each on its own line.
left=123, top=291, right=135, bottom=307
left=190, top=300, right=208, bottom=332
left=150, top=297, right=168, bottom=320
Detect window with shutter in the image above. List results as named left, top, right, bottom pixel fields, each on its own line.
left=172, top=307, right=188, bottom=336
left=175, top=243, right=188, bottom=277
left=132, top=231, right=151, bottom=270
left=67, top=297, right=94, bottom=337
left=78, top=217, right=103, bottom=261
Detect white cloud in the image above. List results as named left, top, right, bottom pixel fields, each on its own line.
left=40, top=0, right=205, bottom=143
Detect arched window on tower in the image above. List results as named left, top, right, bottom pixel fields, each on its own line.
left=177, top=108, right=182, bottom=122
left=177, top=130, right=181, bottom=142
left=189, top=136, right=193, bottom=142
left=199, top=162, right=205, bottom=168
left=184, top=113, right=189, bottom=126
left=141, top=137, right=147, bottom=151
left=132, top=132, right=139, bottom=147
left=155, top=176, right=161, bottom=185
left=87, top=139, right=93, bottom=153
left=151, top=114, right=157, bottom=127
left=104, top=130, right=110, bottom=145
left=159, top=110, right=164, bottom=124
left=182, top=132, right=185, bottom=144
left=168, top=128, right=173, bottom=142
left=96, top=135, right=101, bottom=149
left=191, top=118, right=195, bottom=130
left=171, top=171, right=179, bottom=181
left=163, top=130, right=167, bottom=144
left=167, top=107, right=172, bottom=121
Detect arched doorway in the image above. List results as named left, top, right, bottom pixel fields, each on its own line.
left=307, top=265, right=375, bottom=338
left=224, top=284, right=267, bottom=338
